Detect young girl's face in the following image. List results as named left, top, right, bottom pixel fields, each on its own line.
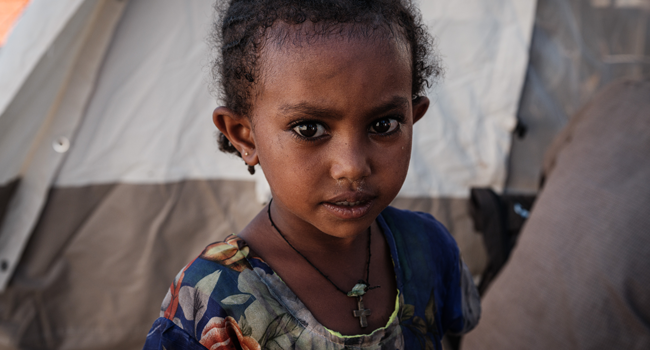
left=218, top=33, right=429, bottom=240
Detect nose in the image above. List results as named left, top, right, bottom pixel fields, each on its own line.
left=329, top=139, right=371, bottom=183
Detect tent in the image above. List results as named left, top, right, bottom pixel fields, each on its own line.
left=0, top=0, right=647, bottom=348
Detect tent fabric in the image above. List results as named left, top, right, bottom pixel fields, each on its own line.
left=0, top=179, right=19, bottom=231
left=0, top=180, right=263, bottom=349
left=462, top=79, right=650, bottom=349
left=52, top=0, right=256, bottom=188
left=0, top=0, right=85, bottom=119
left=0, top=0, right=127, bottom=291
left=506, top=0, right=650, bottom=192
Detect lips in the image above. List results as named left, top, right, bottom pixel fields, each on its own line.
left=322, top=192, right=376, bottom=219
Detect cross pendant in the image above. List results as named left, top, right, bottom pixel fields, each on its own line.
left=352, top=296, right=372, bottom=328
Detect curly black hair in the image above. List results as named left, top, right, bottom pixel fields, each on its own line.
left=210, top=0, right=441, bottom=173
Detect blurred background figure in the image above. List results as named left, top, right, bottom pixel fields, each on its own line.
left=463, top=80, right=650, bottom=349
left=0, top=0, right=647, bottom=349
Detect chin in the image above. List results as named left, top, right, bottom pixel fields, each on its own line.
left=317, top=204, right=385, bottom=238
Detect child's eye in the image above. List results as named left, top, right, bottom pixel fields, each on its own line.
left=293, top=122, right=327, bottom=138
left=370, top=118, right=399, bottom=134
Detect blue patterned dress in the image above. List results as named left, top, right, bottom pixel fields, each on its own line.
left=143, top=207, right=479, bottom=350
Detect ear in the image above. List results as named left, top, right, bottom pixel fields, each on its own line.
left=411, top=96, right=430, bottom=124
left=213, top=107, right=259, bottom=166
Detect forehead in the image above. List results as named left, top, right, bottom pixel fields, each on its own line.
left=261, top=22, right=410, bottom=72
left=251, top=30, right=412, bottom=117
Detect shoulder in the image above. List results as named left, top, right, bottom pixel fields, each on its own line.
left=378, top=207, right=461, bottom=300
left=379, top=206, right=459, bottom=260
left=166, top=235, right=262, bottom=294
left=158, top=235, right=273, bottom=330
left=149, top=235, right=278, bottom=348
left=379, top=207, right=470, bottom=339
left=176, top=234, right=273, bottom=285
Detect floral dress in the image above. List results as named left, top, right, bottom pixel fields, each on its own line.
left=143, top=207, right=479, bottom=350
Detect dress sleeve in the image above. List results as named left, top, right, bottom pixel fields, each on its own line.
left=142, top=242, right=264, bottom=350
left=421, top=211, right=480, bottom=335
left=445, top=258, right=481, bottom=335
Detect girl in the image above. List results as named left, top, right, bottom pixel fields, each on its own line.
left=144, top=0, right=479, bottom=349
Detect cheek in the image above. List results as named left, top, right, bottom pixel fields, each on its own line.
left=257, top=135, right=323, bottom=190
left=384, top=146, right=411, bottom=182
left=372, top=140, right=412, bottom=192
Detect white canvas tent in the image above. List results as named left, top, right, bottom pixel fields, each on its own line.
left=0, top=0, right=540, bottom=348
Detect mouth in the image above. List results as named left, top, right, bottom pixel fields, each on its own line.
left=333, top=200, right=365, bottom=206
left=322, top=193, right=376, bottom=220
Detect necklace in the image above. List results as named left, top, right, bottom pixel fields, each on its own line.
left=267, top=199, right=379, bottom=328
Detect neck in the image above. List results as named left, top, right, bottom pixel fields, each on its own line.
left=268, top=198, right=375, bottom=298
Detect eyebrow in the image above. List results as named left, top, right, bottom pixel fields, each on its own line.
left=278, top=96, right=410, bottom=120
